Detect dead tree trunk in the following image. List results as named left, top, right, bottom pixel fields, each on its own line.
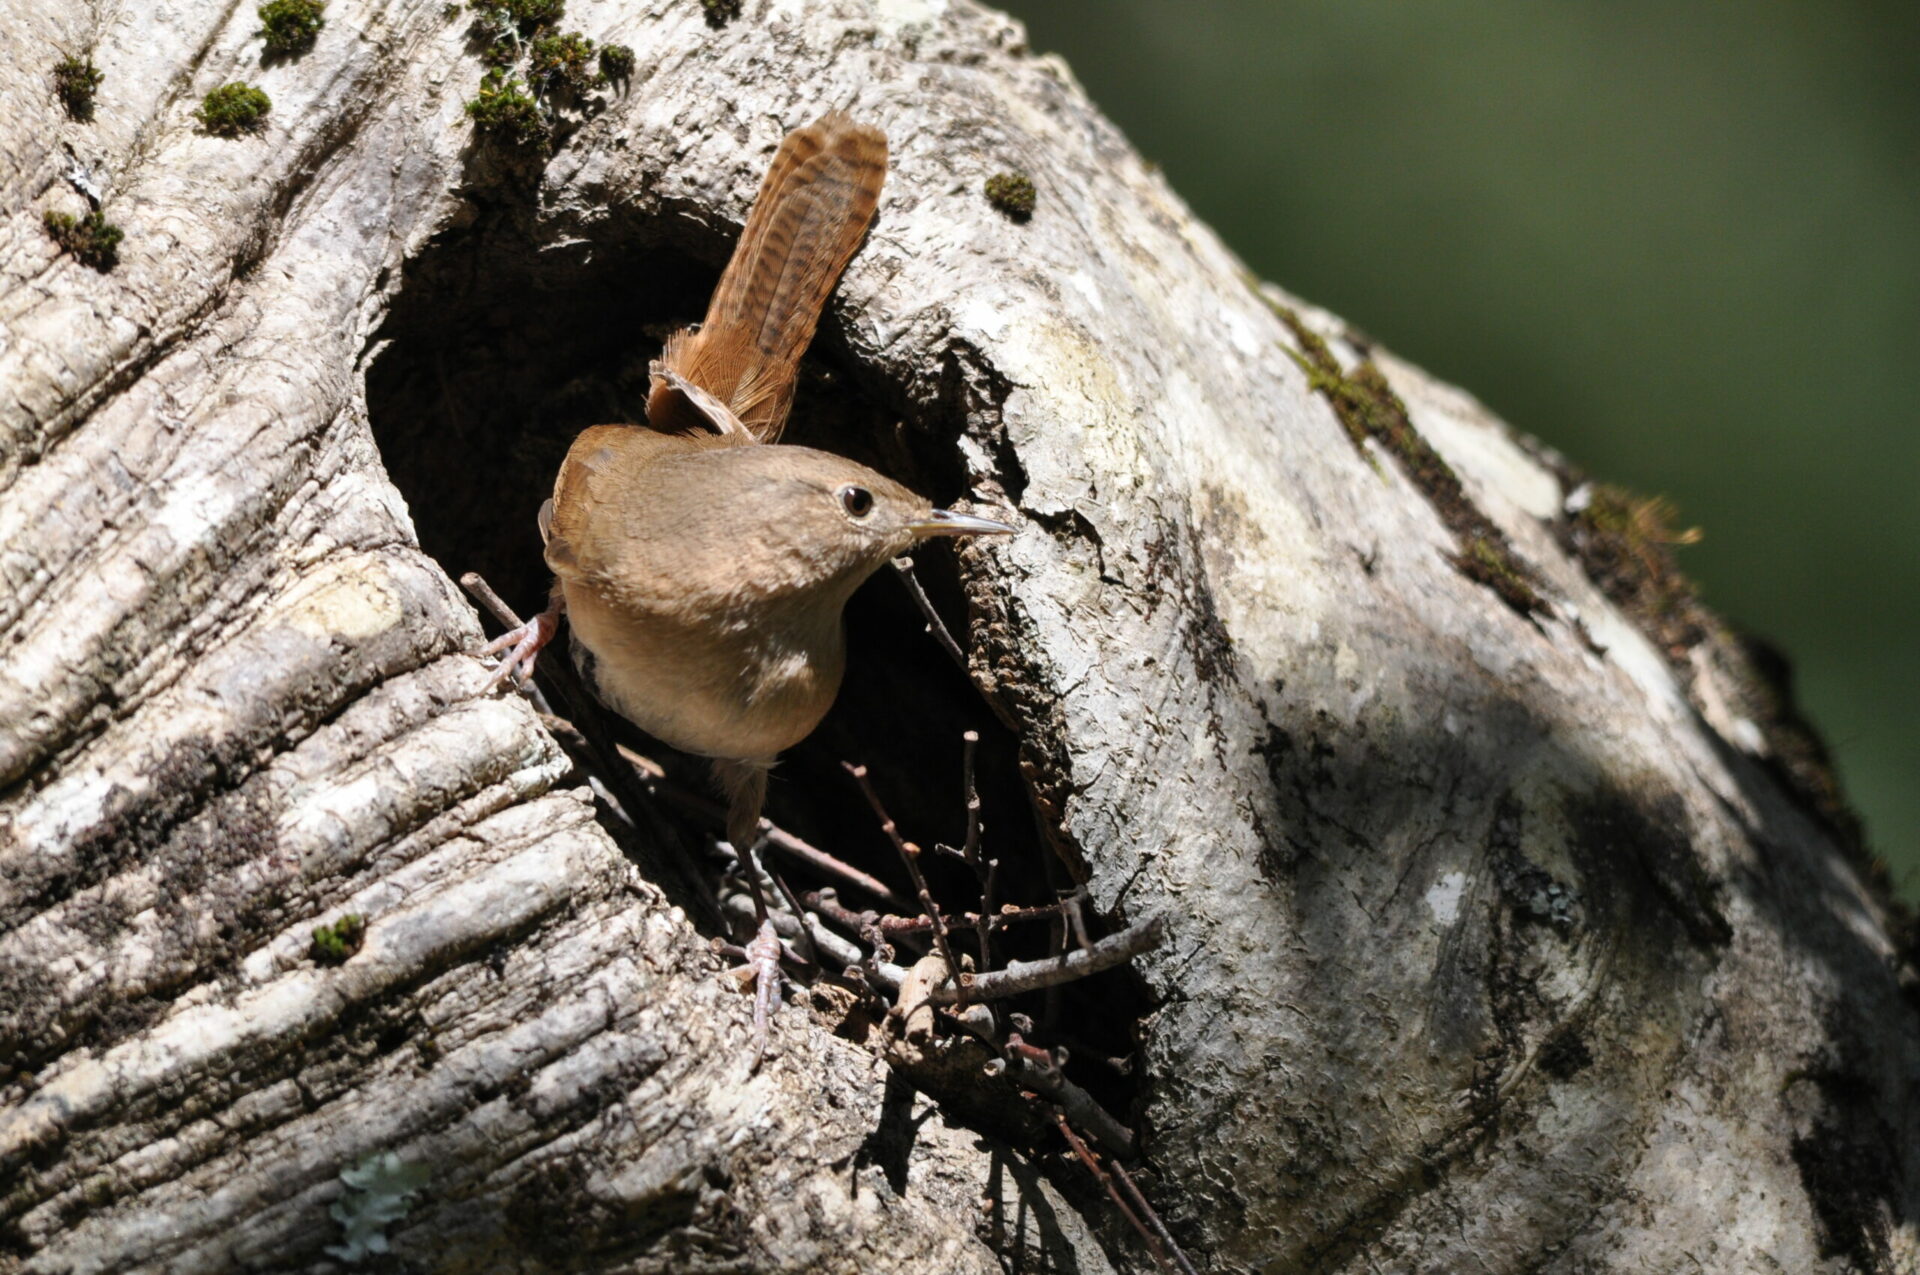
left=4, top=0, right=1915, bottom=1271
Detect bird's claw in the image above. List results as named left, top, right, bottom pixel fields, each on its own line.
left=480, top=606, right=559, bottom=692
left=722, top=917, right=787, bottom=1072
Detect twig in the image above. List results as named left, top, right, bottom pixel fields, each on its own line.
left=932, top=915, right=1164, bottom=1004
left=720, top=893, right=905, bottom=990
left=1060, top=885, right=1094, bottom=951
left=844, top=762, right=964, bottom=999
left=961, top=731, right=994, bottom=968
left=1110, top=1159, right=1200, bottom=1275
left=961, top=729, right=982, bottom=866
left=770, top=869, right=817, bottom=969
left=1054, top=1114, right=1176, bottom=1274
left=802, top=891, right=1063, bottom=941
left=992, top=1036, right=1133, bottom=1156
left=891, top=556, right=969, bottom=673
left=616, top=744, right=909, bottom=910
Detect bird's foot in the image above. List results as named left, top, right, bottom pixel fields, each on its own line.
left=722, top=915, right=786, bottom=1071
left=479, top=601, right=561, bottom=692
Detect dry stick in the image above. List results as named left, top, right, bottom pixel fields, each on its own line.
left=844, top=761, right=965, bottom=999
left=1109, top=1160, right=1200, bottom=1275
left=960, top=731, right=994, bottom=968
left=891, top=556, right=969, bottom=673
left=1053, top=1113, right=1176, bottom=1275
left=934, top=915, right=1165, bottom=1005
left=961, top=730, right=983, bottom=864
left=770, top=869, right=818, bottom=969
left=612, top=742, right=909, bottom=910
left=999, top=1037, right=1134, bottom=1157
left=719, top=892, right=897, bottom=987
left=933, top=730, right=998, bottom=967
left=803, top=891, right=1064, bottom=940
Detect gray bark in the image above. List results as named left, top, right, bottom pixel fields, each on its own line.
left=3, top=0, right=1916, bottom=1272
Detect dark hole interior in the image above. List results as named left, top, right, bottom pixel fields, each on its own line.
left=362, top=194, right=1144, bottom=1131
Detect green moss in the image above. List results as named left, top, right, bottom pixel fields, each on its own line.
left=465, top=70, right=546, bottom=148
left=597, top=41, right=633, bottom=83
left=475, top=0, right=563, bottom=28
left=984, top=171, right=1036, bottom=220
left=196, top=82, right=271, bottom=136
left=479, top=34, right=518, bottom=67
left=52, top=55, right=104, bottom=120
left=528, top=29, right=595, bottom=93
left=1275, top=303, right=1548, bottom=619
left=1559, top=482, right=1704, bottom=658
left=258, top=0, right=326, bottom=56
left=311, top=913, right=366, bottom=965
left=1453, top=533, right=1545, bottom=617
left=43, top=209, right=123, bottom=270
left=701, top=0, right=742, bottom=26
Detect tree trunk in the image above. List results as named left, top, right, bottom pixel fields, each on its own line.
left=4, top=0, right=1915, bottom=1271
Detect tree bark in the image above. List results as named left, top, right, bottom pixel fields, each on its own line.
left=3, top=0, right=1915, bottom=1272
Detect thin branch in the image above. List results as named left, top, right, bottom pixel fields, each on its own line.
left=844, top=761, right=964, bottom=999
left=962, top=729, right=982, bottom=863
left=617, top=744, right=909, bottom=909
left=992, top=1036, right=1133, bottom=1156
left=1054, top=1114, right=1176, bottom=1274
left=891, top=556, right=970, bottom=673
left=931, top=915, right=1164, bottom=1004
left=802, top=891, right=1063, bottom=941
left=1110, top=1160, right=1200, bottom=1275
left=771, top=869, right=818, bottom=969
left=720, top=893, right=904, bottom=989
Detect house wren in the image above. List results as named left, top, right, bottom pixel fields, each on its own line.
left=484, top=114, right=1012, bottom=852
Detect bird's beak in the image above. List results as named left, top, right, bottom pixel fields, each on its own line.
left=909, top=507, right=1016, bottom=538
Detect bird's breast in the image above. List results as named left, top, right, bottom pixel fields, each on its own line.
left=561, top=576, right=846, bottom=762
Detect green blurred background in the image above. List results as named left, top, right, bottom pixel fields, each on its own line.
left=999, top=0, right=1917, bottom=897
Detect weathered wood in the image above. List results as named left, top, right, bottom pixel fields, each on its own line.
left=3, top=0, right=1914, bottom=1271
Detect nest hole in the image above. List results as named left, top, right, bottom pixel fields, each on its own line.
left=362, top=196, right=1145, bottom=1130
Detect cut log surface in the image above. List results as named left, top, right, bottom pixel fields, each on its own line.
left=2, top=0, right=1914, bottom=1271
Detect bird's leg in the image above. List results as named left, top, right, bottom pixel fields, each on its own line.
left=479, top=584, right=564, bottom=691
left=713, top=757, right=785, bottom=1069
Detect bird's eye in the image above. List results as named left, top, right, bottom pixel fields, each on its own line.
left=839, top=485, right=874, bottom=519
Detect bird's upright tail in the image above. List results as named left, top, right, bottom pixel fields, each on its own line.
left=649, top=114, right=888, bottom=442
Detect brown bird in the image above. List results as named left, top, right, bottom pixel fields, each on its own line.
left=484, top=114, right=1012, bottom=856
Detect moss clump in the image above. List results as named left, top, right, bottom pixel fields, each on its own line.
left=1559, top=483, right=1704, bottom=657
left=43, top=209, right=123, bottom=270
left=465, top=70, right=546, bottom=147
left=597, top=41, right=633, bottom=83
left=311, top=914, right=367, bottom=965
left=528, top=29, right=595, bottom=92
left=259, top=0, right=325, bottom=56
left=196, top=82, right=271, bottom=136
left=466, top=0, right=560, bottom=64
left=1275, top=304, right=1549, bottom=619
left=53, top=55, right=104, bottom=120
left=479, top=0, right=563, bottom=28
left=1453, top=533, right=1545, bottom=617
left=984, top=171, right=1036, bottom=220
left=701, top=0, right=742, bottom=25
